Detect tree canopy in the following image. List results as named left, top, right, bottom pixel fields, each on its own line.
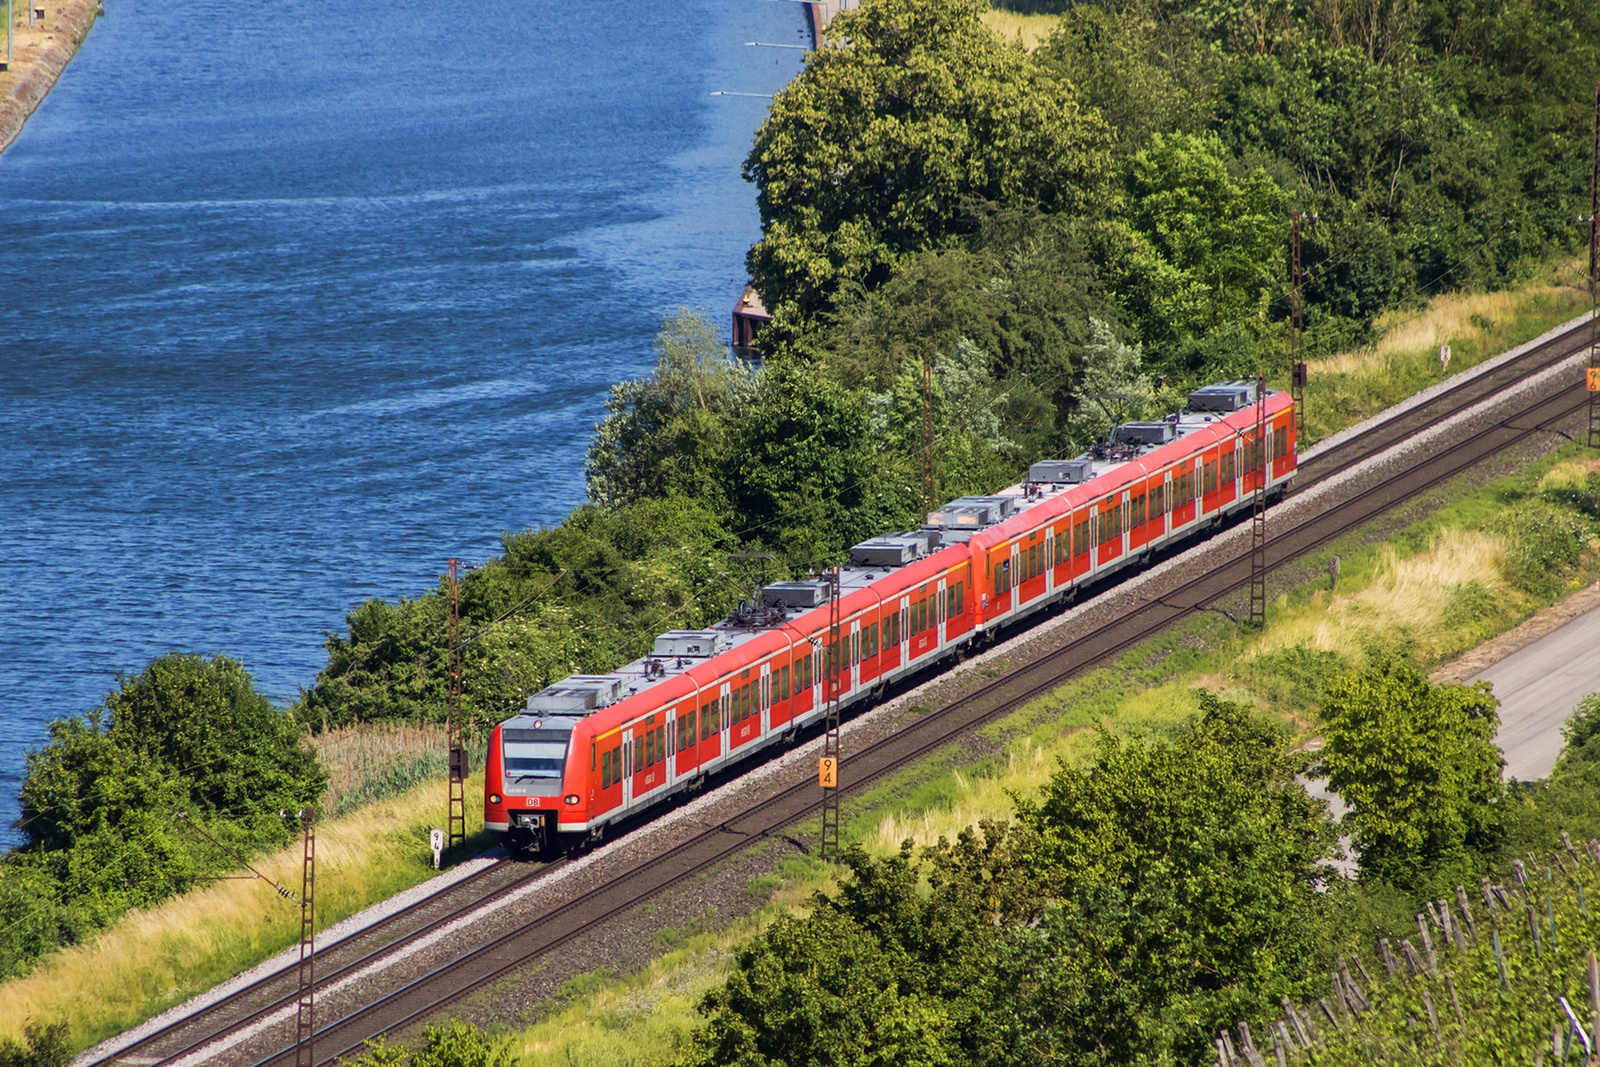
left=1314, top=659, right=1506, bottom=893
left=745, top=0, right=1111, bottom=324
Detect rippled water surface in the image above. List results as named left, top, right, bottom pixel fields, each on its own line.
left=0, top=0, right=807, bottom=843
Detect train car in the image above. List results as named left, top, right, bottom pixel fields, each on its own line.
left=486, top=380, right=1296, bottom=853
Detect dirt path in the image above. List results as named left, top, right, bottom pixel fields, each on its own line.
left=1, top=0, right=98, bottom=156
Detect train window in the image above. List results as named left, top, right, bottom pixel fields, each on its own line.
left=742, top=684, right=752, bottom=722
left=591, top=742, right=597, bottom=772
left=1132, top=494, right=1146, bottom=527
left=656, top=725, right=666, bottom=759
left=601, top=749, right=612, bottom=789
left=779, top=664, right=790, bottom=699
left=1203, top=462, right=1217, bottom=495
left=1222, top=450, right=1236, bottom=484
left=956, top=581, right=964, bottom=613
left=722, top=694, right=730, bottom=730
left=1152, top=484, right=1165, bottom=516
left=1074, top=520, right=1089, bottom=555
left=668, top=721, right=676, bottom=757
left=919, top=598, right=929, bottom=631
left=645, top=728, right=656, bottom=768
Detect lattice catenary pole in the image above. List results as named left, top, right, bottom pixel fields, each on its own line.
left=921, top=359, right=936, bottom=514
left=294, top=808, right=316, bottom=1067
left=1290, top=211, right=1307, bottom=440
left=819, top=565, right=842, bottom=861
left=1588, top=81, right=1599, bottom=449
left=1249, top=372, right=1269, bottom=628
left=446, top=559, right=466, bottom=850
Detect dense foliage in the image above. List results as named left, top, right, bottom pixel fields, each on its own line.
left=683, top=697, right=1340, bottom=1067
left=0, top=654, right=323, bottom=980
left=1315, top=661, right=1507, bottom=894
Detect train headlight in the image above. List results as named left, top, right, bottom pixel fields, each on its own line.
left=488, top=793, right=502, bottom=805
left=563, top=794, right=580, bottom=805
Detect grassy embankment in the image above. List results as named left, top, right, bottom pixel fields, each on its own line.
left=489, top=307, right=1600, bottom=1064
left=2, top=278, right=1591, bottom=1055
left=1299, top=259, right=1592, bottom=445
left=0, top=726, right=487, bottom=1052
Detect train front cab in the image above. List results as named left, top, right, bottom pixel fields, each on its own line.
left=486, top=715, right=583, bottom=854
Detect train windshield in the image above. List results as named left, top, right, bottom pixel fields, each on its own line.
left=502, top=728, right=569, bottom=780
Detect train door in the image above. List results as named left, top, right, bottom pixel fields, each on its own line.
left=1009, top=544, right=1021, bottom=616
left=1163, top=472, right=1173, bottom=539
left=719, top=682, right=731, bottom=758
left=848, top=620, right=861, bottom=692
left=935, top=577, right=948, bottom=649
left=760, top=662, right=771, bottom=735
left=1121, top=491, right=1132, bottom=557
left=621, top=730, right=635, bottom=808
left=1044, top=531, right=1055, bottom=594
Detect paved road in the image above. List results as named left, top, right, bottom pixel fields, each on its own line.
left=1474, top=604, right=1600, bottom=780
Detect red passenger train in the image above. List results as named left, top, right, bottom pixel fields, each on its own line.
left=485, top=381, right=1297, bottom=853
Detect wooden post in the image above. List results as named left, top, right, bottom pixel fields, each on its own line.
left=1445, top=973, right=1464, bottom=1035
left=1492, top=930, right=1509, bottom=988
left=1418, top=916, right=1436, bottom=970
left=1422, top=990, right=1440, bottom=1042
left=1586, top=950, right=1598, bottom=1067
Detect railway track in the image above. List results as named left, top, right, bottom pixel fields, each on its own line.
left=97, top=315, right=1595, bottom=1067
left=91, top=858, right=562, bottom=1067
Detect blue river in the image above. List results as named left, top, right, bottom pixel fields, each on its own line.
left=0, top=0, right=807, bottom=845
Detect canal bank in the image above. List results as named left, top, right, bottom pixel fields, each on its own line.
left=0, top=0, right=97, bottom=154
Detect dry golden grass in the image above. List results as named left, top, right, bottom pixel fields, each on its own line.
left=980, top=9, right=1061, bottom=49
left=0, top=772, right=483, bottom=1051
left=1538, top=457, right=1600, bottom=492
left=1301, top=262, right=1590, bottom=442
left=1250, top=529, right=1510, bottom=663
left=1313, top=281, right=1583, bottom=378
left=312, top=721, right=448, bottom=815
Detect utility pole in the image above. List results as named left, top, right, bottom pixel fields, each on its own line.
left=1248, top=372, right=1269, bottom=628
left=818, top=565, right=842, bottom=861
left=446, top=559, right=466, bottom=851
left=921, top=359, right=935, bottom=514
left=294, top=808, right=316, bottom=1067
left=1290, top=211, right=1308, bottom=441
left=1588, top=82, right=1599, bottom=449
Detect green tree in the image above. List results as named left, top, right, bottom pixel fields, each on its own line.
left=744, top=0, right=1111, bottom=325
left=1314, top=659, right=1506, bottom=892
left=684, top=827, right=1041, bottom=1067
left=585, top=309, right=756, bottom=512
left=3, top=654, right=324, bottom=979
left=1063, top=317, right=1167, bottom=448
left=1100, top=131, right=1286, bottom=375
left=1010, top=694, right=1337, bottom=1065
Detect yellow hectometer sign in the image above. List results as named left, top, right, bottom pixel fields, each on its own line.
left=1588, top=367, right=1600, bottom=392
left=818, top=757, right=838, bottom=789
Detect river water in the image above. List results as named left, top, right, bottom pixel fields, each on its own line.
left=0, top=0, right=806, bottom=845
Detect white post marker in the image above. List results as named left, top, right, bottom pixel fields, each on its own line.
left=1439, top=343, right=1451, bottom=374
left=429, top=828, right=444, bottom=870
